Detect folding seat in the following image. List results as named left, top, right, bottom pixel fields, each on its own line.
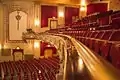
left=14, top=62, right=22, bottom=79
left=99, top=30, right=114, bottom=58
left=111, top=11, right=120, bottom=28
left=91, top=31, right=104, bottom=50
left=100, top=30, right=120, bottom=58
left=99, top=16, right=110, bottom=26
left=32, top=60, right=46, bottom=80
left=78, top=31, right=86, bottom=42
left=2, top=62, right=7, bottom=78
left=84, top=31, right=94, bottom=46
left=8, top=61, right=16, bottom=80
left=49, top=57, right=60, bottom=63
left=94, top=30, right=112, bottom=56
left=81, top=31, right=90, bottom=44
left=111, top=11, right=120, bottom=18
left=88, top=31, right=99, bottom=48
left=110, top=43, right=120, bottom=69
left=47, top=58, right=60, bottom=69
left=77, top=31, right=81, bottom=41
left=111, top=17, right=120, bottom=29
left=75, top=30, right=79, bottom=40
left=109, top=30, right=120, bottom=41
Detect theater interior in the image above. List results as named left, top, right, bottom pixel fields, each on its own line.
left=0, top=0, right=120, bottom=80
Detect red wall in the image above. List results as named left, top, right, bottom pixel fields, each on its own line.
left=41, top=5, right=57, bottom=27
left=65, top=7, right=79, bottom=26
left=87, top=3, right=108, bottom=15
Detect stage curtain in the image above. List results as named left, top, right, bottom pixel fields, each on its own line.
left=41, top=5, right=57, bottom=27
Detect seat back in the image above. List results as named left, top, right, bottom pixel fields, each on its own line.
left=109, top=30, right=120, bottom=41
left=110, top=43, right=120, bottom=69
left=102, top=30, right=113, bottom=40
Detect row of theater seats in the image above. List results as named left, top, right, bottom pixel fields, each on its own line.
left=47, top=10, right=120, bottom=70
left=70, top=10, right=120, bottom=29
left=49, top=29, right=120, bottom=70
left=0, top=56, right=60, bottom=80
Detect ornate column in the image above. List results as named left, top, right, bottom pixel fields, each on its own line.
left=33, top=2, right=40, bottom=32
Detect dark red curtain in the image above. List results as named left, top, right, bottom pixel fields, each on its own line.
left=40, top=42, right=48, bottom=56
left=65, top=7, right=79, bottom=26
left=41, top=5, right=57, bottom=27
left=87, top=3, right=108, bottom=15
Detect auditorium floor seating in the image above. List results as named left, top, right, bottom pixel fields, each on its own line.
left=0, top=56, right=60, bottom=80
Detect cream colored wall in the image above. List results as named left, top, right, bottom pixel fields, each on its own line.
left=0, top=1, right=35, bottom=62
left=9, top=11, right=27, bottom=40
left=109, top=0, right=120, bottom=11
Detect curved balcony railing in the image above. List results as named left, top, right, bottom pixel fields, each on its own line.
left=22, top=31, right=120, bottom=80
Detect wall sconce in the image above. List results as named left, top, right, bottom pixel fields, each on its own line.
left=80, top=6, right=86, bottom=11
left=34, top=41, right=39, bottom=48
left=0, top=44, right=1, bottom=49
left=34, top=18, right=40, bottom=27
left=80, top=0, right=86, bottom=11
left=3, top=45, right=7, bottom=49
left=58, top=11, right=64, bottom=18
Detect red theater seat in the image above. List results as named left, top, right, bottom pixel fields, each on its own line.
left=110, top=43, right=120, bottom=69
left=94, top=30, right=112, bottom=55
left=109, top=30, right=120, bottom=41
left=88, top=31, right=99, bottom=49
left=91, top=31, right=105, bottom=50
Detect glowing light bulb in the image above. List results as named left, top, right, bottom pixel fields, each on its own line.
left=34, top=18, right=40, bottom=26
left=34, top=42, right=39, bottom=48
left=80, top=6, right=86, bottom=11
left=0, top=44, right=1, bottom=49
left=59, top=11, right=64, bottom=17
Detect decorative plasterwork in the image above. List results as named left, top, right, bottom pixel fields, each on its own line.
left=2, top=1, right=34, bottom=43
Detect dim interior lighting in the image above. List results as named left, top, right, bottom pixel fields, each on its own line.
left=59, top=11, right=64, bottom=17
left=34, top=41, right=39, bottom=48
left=16, top=46, right=20, bottom=50
left=34, top=18, right=40, bottom=26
